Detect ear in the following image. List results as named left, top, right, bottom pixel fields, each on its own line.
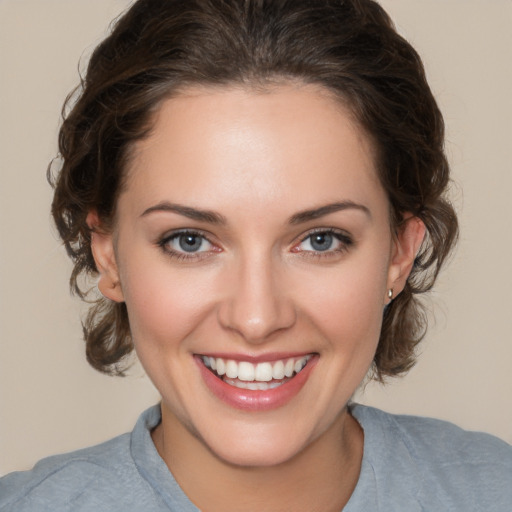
left=386, top=215, right=425, bottom=303
left=86, top=211, right=124, bottom=303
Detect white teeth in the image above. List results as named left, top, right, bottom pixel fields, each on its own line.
left=272, top=360, right=285, bottom=380
left=201, top=355, right=312, bottom=384
left=216, top=358, right=226, bottom=376
left=238, top=361, right=255, bottom=381
left=224, top=378, right=288, bottom=391
left=225, top=360, right=238, bottom=379
left=255, top=362, right=273, bottom=382
left=284, top=358, right=295, bottom=377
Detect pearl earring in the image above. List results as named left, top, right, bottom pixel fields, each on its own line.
left=387, top=289, right=393, bottom=299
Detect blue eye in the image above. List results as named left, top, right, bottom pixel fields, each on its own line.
left=160, top=231, right=213, bottom=256
left=296, top=230, right=352, bottom=255
left=306, top=232, right=335, bottom=251
left=176, top=233, right=207, bottom=252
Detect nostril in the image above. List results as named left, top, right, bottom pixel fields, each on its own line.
left=216, top=263, right=297, bottom=342
left=218, top=303, right=296, bottom=343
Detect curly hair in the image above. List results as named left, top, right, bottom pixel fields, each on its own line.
left=49, top=0, right=458, bottom=379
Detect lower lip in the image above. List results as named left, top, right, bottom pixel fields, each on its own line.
left=195, top=355, right=318, bottom=412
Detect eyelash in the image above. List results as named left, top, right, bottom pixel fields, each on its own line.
left=157, top=228, right=354, bottom=262
left=157, top=229, right=217, bottom=262
left=292, top=228, right=354, bottom=259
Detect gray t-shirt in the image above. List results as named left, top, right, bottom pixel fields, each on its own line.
left=1, top=404, right=511, bottom=511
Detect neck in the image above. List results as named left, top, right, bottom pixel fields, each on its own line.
left=152, top=405, right=363, bottom=512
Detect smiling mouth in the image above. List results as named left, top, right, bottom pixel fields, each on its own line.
left=200, top=355, right=312, bottom=391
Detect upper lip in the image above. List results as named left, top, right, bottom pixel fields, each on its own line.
left=195, top=352, right=316, bottom=363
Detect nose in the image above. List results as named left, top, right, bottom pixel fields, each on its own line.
left=217, top=254, right=296, bottom=343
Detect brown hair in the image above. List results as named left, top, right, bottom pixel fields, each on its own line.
left=49, top=0, right=458, bottom=379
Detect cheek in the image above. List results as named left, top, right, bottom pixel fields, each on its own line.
left=119, top=258, right=219, bottom=348
left=296, top=256, right=389, bottom=349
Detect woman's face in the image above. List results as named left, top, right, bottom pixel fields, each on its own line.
left=94, top=84, right=417, bottom=467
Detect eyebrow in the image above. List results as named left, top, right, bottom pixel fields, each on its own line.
left=289, top=201, right=371, bottom=224
left=140, top=202, right=227, bottom=225
left=140, top=200, right=370, bottom=225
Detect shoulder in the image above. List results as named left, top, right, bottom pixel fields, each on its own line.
left=354, top=404, right=512, bottom=460
left=0, top=434, right=136, bottom=511
left=351, top=404, right=512, bottom=511
left=0, top=406, right=167, bottom=512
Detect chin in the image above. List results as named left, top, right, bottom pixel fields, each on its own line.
left=194, top=414, right=323, bottom=469
left=207, top=435, right=307, bottom=468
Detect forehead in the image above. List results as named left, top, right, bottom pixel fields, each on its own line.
left=120, top=83, right=385, bottom=219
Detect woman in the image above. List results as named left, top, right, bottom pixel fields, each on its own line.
left=1, top=0, right=510, bottom=510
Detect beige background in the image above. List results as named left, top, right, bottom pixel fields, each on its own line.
left=1, top=0, right=511, bottom=476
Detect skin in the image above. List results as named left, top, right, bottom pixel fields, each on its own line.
left=90, top=83, right=424, bottom=511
